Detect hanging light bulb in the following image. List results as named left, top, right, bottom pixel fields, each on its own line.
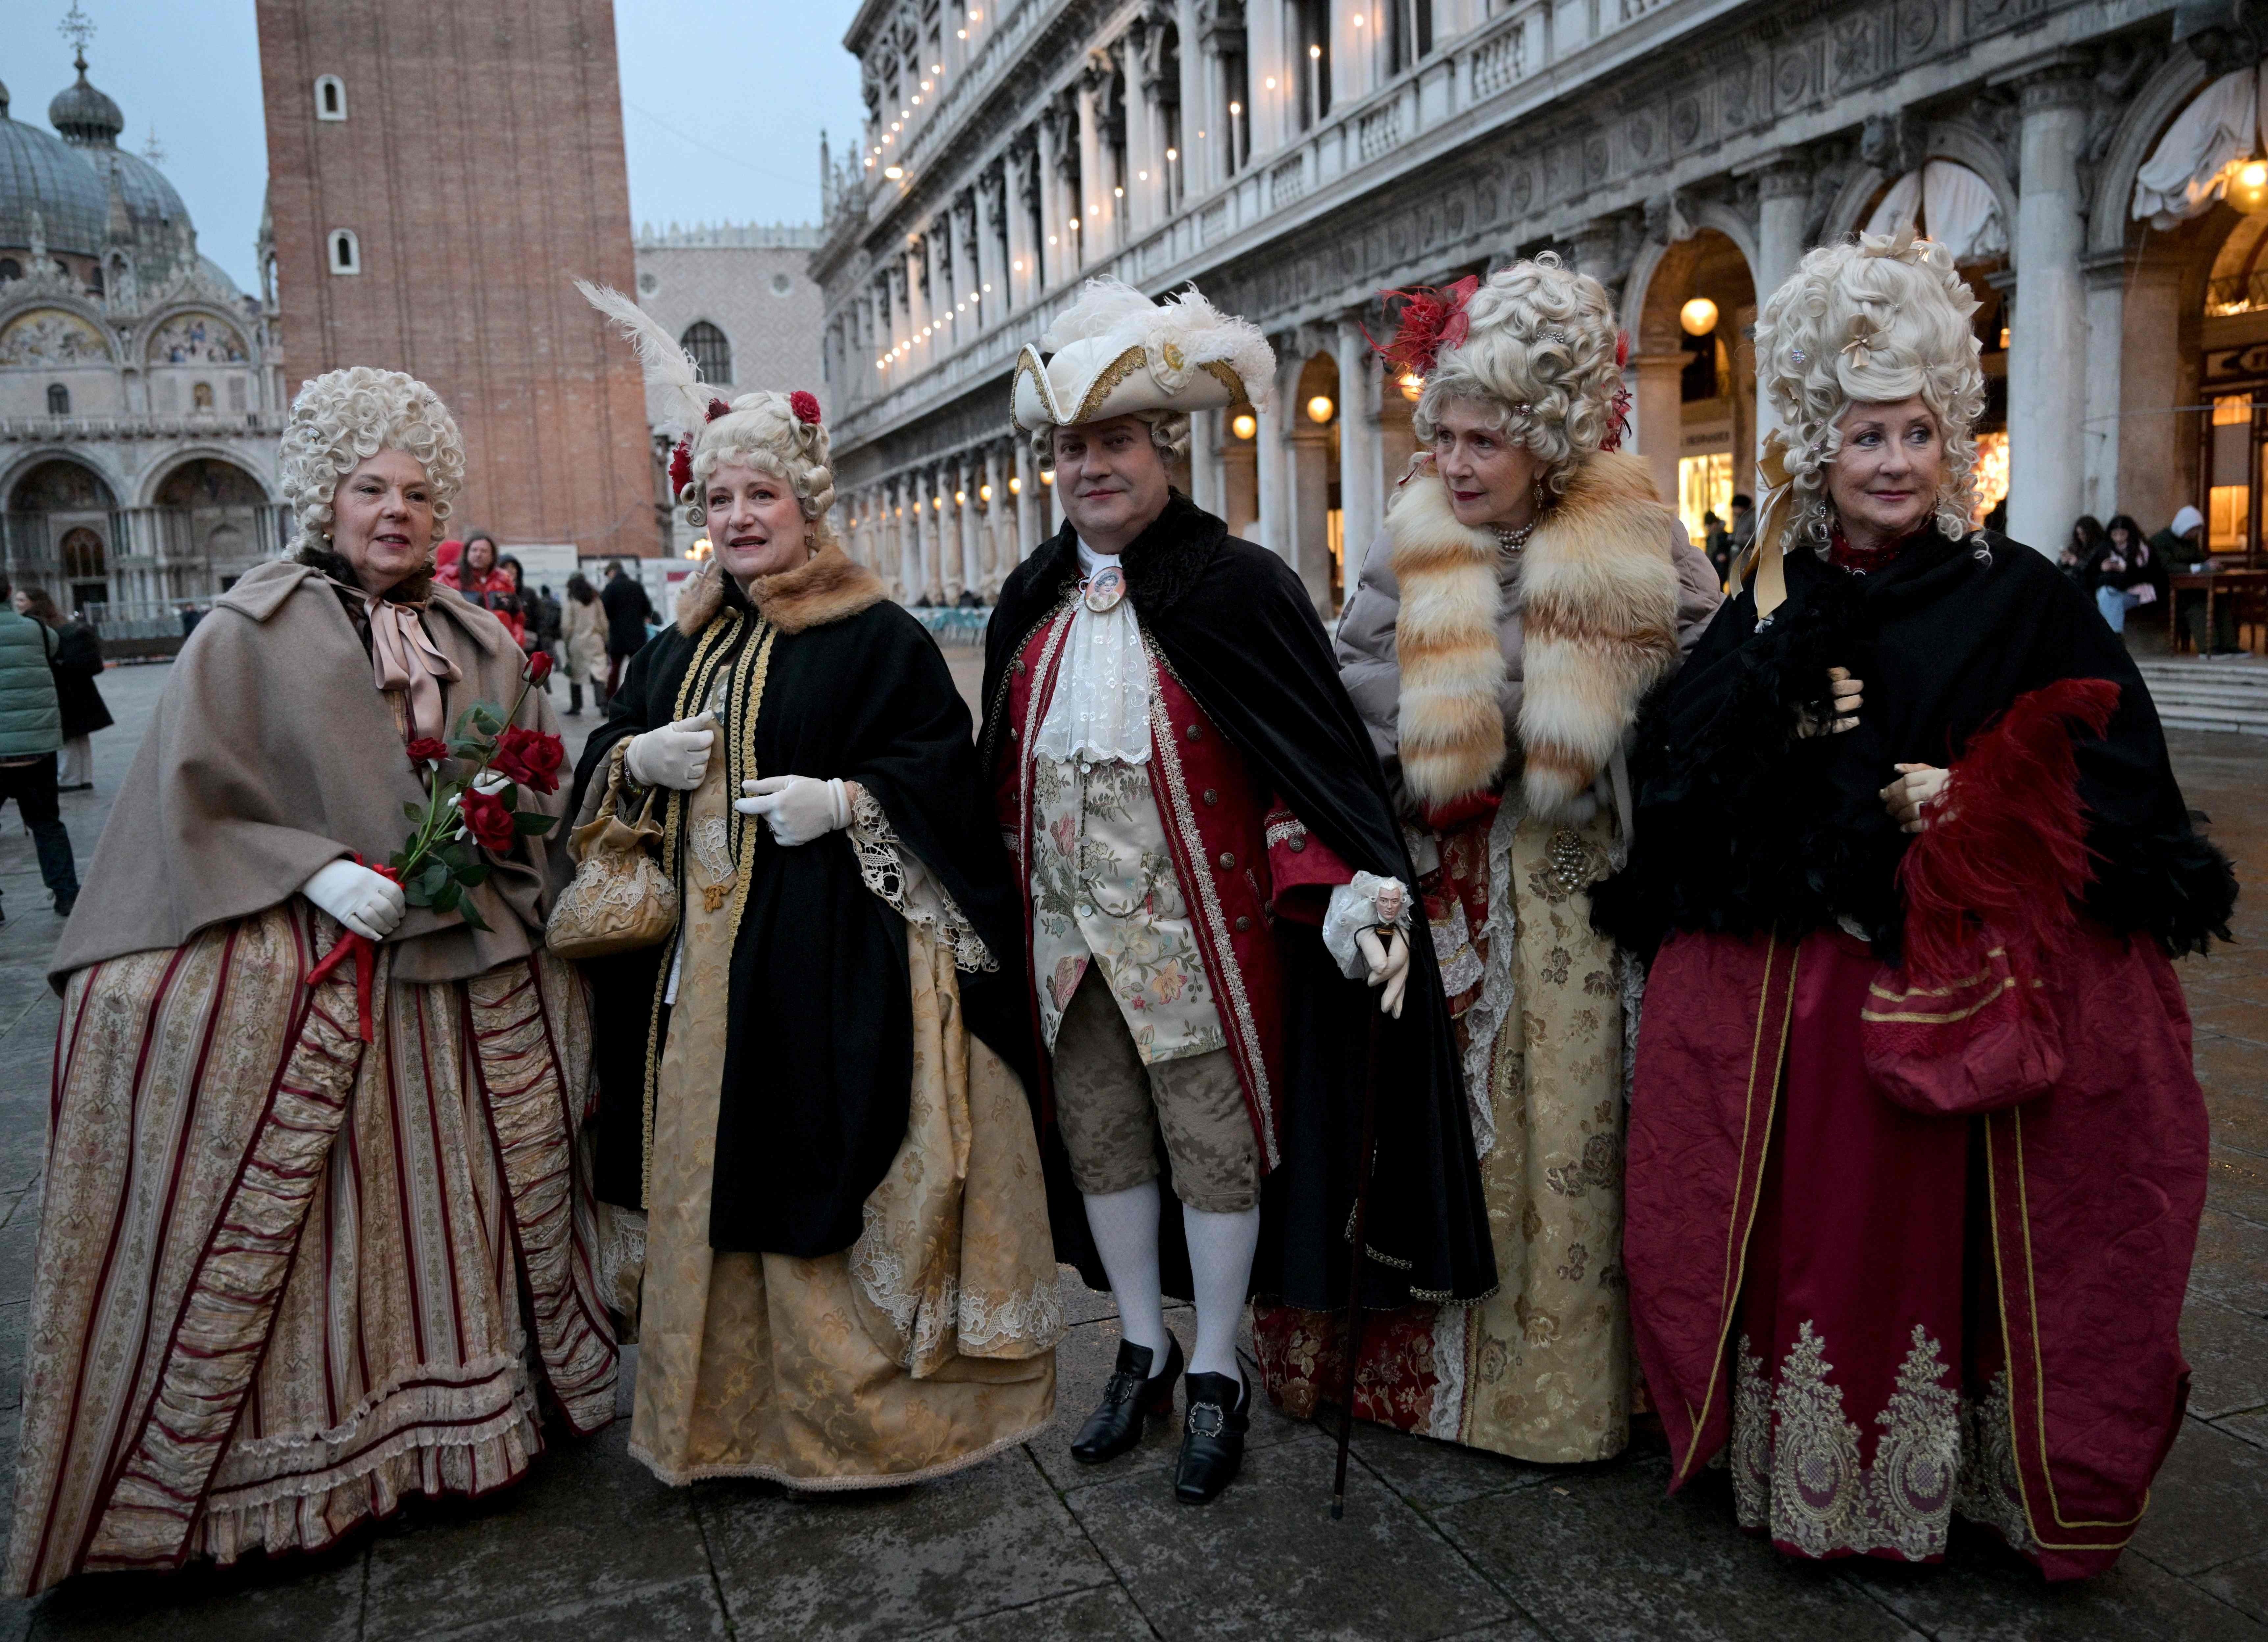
left=1679, top=296, right=1720, bottom=336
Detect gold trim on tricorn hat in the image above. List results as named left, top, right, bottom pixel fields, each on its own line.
left=1010, top=278, right=1275, bottom=433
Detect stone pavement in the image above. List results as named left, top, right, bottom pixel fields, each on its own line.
left=0, top=658, right=2257, bottom=1640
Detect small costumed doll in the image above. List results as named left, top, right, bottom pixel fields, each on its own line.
left=982, top=279, right=1497, bottom=1504
left=571, top=286, right=1061, bottom=1491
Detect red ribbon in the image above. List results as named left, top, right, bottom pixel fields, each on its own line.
left=305, top=856, right=402, bottom=1043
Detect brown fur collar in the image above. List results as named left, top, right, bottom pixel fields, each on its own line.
left=1389, top=452, right=1682, bottom=817
left=675, top=544, right=889, bottom=636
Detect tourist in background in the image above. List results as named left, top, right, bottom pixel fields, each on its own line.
left=495, top=554, right=537, bottom=654
left=11, top=584, right=108, bottom=792
left=2091, top=510, right=2170, bottom=634
left=1594, top=229, right=2230, bottom=1580
left=1260, top=255, right=1718, bottom=1468
left=8, top=367, right=612, bottom=1597
left=2155, top=505, right=2240, bottom=653
left=449, top=533, right=526, bottom=646
left=1728, top=490, right=1756, bottom=553
left=599, top=559, right=654, bottom=700
left=2061, top=513, right=2106, bottom=583
left=533, top=578, right=565, bottom=691
left=0, top=575, right=77, bottom=921
left=560, top=572, right=606, bottom=715
left=1703, top=507, right=1735, bottom=585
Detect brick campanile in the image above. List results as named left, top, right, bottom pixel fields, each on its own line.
left=256, top=0, right=658, bottom=556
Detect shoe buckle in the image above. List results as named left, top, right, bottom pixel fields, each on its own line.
left=1102, top=1371, right=1142, bottom=1407
left=1188, top=1402, right=1226, bottom=1438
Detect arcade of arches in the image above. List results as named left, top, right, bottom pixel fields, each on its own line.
left=3, top=454, right=281, bottom=615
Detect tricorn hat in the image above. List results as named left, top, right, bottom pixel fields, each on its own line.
left=1011, top=278, right=1275, bottom=432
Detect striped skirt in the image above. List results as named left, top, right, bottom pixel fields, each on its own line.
left=6, top=903, right=616, bottom=1596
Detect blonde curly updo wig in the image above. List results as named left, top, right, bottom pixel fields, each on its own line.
left=1413, top=253, right=1623, bottom=499
left=689, top=392, right=837, bottom=544
left=280, top=366, right=464, bottom=549
left=1755, top=230, right=1986, bottom=552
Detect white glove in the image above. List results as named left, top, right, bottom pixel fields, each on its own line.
left=1356, top=927, right=1411, bottom=1018
left=626, top=714, right=715, bottom=790
left=302, top=858, right=407, bottom=942
left=734, top=774, right=852, bottom=846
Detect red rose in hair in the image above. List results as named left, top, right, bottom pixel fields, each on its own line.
left=525, top=649, right=553, bottom=684
left=491, top=725, right=565, bottom=795
left=706, top=397, right=732, bottom=422
left=459, top=786, right=519, bottom=854
left=668, top=436, right=693, bottom=495
left=406, top=737, right=448, bottom=765
left=789, top=390, right=823, bottom=426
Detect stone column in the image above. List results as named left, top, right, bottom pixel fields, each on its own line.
left=1178, top=0, right=1208, bottom=190
left=921, top=473, right=947, bottom=603
left=1015, top=438, right=1042, bottom=558
left=1334, top=318, right=1384, bottom=573
left=1255, top=350, right=1297, bottom=565
left=1039, top=103, right=1071, bottom=287
left=1246, top=0, right=1285, bottom=157
left=978, top=167, right=1008, bottom=326
left=1189, top=408, right=1223, bottom=516
left=983, top=443, right=1009, bottom=595
left=1007, top=138, right=1040, bottom=307
left=905, top=243, right=931, bottom=358
left=2003, top=62, right=2091, bottom=555
left=1076, top=65, right=1114, bottom=263
left=1127, top=25, right=1165, bottom=231
left=2115, top=256, right=2187, bottom=533
left=2082, top=258, right=2125, bottom=523
left=1630, top=351, right=1686, bottom=519
left=889, top=479, right=914, bottom=601
left=958, top=456, right=983, bottom=597
left=1750, top=157, right=1811, bottom=450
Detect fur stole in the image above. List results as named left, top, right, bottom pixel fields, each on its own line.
left=1388, top=452, right=1682, bottom=817
left=675, top=543, right=889, bottom=636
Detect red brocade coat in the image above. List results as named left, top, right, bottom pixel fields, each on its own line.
left=991, top=599, right=1356, bottom=1168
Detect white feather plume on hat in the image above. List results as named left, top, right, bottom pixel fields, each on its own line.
left=575, top=278, right=717, bottom=433
left=1014, top=278, right=1275, bottom=431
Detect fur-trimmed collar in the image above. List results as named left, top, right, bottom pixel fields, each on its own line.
left=294, top=544, right=436, bottom=606
left=1021, top=490, right=1226, bottom=619
left=1388, top=452, right=1682, bottom=817
left=674, top=543, right=889, bottom=635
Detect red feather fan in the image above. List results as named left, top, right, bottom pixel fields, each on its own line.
left=1894, top=677, right=2122, bottom=986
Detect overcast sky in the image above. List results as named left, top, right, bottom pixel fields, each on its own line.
left=11, top=1, right=865, bottom=293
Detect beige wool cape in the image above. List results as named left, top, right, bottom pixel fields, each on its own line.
left=1255, top=454, right=1718, bottom=1463
left=10, top=561, right=615, bottom=1594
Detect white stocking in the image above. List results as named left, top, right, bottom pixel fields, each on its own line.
left=1082, top=1181, right=1170, bottom=1359
left=1181, top=1202, right=1261, bottom=1384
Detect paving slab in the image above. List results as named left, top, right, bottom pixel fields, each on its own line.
left=2209, top=1147, right=2268, bottom=1223
left=1338, top=1417, right=1559, bottom=1512
left=361, top=1419, right=706, bottom=1642
left=1435, top=1459, right=1927, bottom=1642
left=2194, top=1043, right=2268, bottom=1158
left=28, top=1541, right=364, bottom=1642
left=907, top=1582, right=1154, bottom=1640
left=1071, top=1434, right=1511, bottom=1641
left=698, top=1444, right=1109, bottom=1641
left=422, top=1573, right=728, bottom=1641
left=2217, top=1407, right=2268, bottom=1449
left=2188, top=1208, right=2268, bottom=1313
left=2183, top=1298, right=2268, bottom=1417
left=1842, top=1530, right=2268, bottom=1641
left=2130, top=1418, right=2268, bottom=1578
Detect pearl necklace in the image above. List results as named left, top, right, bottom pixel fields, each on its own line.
left=1492, top=519, right=1536, bottom=553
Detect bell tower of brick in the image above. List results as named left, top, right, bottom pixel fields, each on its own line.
left=256, top=0, right=658, bottom=556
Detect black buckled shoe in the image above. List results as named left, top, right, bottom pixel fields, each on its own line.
left=1172, top=1370, right=1250, bottom=1504
left=1070, top=1335, right=1183, bottom=1465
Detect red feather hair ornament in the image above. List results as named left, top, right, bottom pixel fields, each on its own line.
left=1367, top=275, right=1481, bottom=379
left=706, top=398, right=732, bottom=423
left=789, top=390, right=823, bottom=426
left=668, top=437, right=693, bottom=495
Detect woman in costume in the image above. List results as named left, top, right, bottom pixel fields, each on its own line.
left=1593, top=231, right=2233, bottom=1578
left=574, top=286, right=1060, bottom=1489
left=1250, top=254, right=1719, bottom=1463
left=8, top=368, right=615, bottom=1597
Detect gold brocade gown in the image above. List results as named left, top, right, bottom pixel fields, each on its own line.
left=624, top=673, right=1062, bottom=1488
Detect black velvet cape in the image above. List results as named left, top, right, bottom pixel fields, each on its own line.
left=1591, top=529, right=2237, bottom=961
left=573, top=572, right=1037, bottom=1258
left=981, top=493, right=1499, bottom=1311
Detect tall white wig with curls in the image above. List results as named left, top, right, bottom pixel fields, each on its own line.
left=1413, top=253, right=1623, bottom=499
left=576, top=280, right=837, bottom=542
left=279, top=366, right=465, bottom=549
left=1754, top=228, right=1986, bottom=552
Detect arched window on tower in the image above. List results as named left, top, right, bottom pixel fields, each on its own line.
left=315, top=75, right=347, bottom=120
left=329, top=229, right=360, bottom=275
left=681, top=320, right=733, bottom=386
left=46, top=384, right=70, bottom=415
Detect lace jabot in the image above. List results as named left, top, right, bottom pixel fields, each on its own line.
left=1033, top=540, right=1152, bottom=764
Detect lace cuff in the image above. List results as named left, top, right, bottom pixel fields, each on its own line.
left=848, top=786, right=998, bottom=973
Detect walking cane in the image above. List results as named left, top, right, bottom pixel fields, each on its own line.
left=1331, top=1005, right=1385, bottom=1520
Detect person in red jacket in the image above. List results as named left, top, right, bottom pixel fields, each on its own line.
left=446, top=529, right=524, bottom=646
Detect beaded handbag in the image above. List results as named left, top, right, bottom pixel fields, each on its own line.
left=545, top=743, right=678, bottom=960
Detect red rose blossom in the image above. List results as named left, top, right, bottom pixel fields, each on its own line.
left=526, top=649, right=553, bottom=683
left=491, top=725, right=566, bottom=795
left=789, top=390, right=823, bottom=426
left=706, top=397, right=732, bottom=422
left=460, top=787, right=518, bottom=854
left=406, top=737, right=448, bottom=765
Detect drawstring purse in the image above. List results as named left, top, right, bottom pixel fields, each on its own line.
left=545, top=742, right=678, bottom=959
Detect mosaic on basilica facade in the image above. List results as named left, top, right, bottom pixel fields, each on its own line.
left=812, top=0, right=2268, bottom=612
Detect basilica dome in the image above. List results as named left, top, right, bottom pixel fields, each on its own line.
left=0, top=77, right=110, bottom=260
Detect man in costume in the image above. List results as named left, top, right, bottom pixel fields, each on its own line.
left=982, top=279, right=1496, bottom=1503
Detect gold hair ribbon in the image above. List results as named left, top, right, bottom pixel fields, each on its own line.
left=1729, top=430, right=1795, bottom=620
left=365, top=595, right=462, bottom=743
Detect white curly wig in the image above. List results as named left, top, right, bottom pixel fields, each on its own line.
left=1412, top=253, right=1623, bottom=499
left=1754, top=229, right=1986, bottom=553
left=690, top=393, right=839, bottom=548
left=279, top=367, right=464, bottom=550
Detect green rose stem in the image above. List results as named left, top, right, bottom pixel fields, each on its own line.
left=391, top=669, right=556, bottom=933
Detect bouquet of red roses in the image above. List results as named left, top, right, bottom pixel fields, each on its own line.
left=393, top=651, right=564, bottom=931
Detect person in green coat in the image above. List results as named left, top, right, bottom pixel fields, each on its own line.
left=0, top=573, right=77, bottom=920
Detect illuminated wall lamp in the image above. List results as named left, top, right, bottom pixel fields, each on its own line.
left=883, top=164, right=905, bottom=179
left=1399, top=372, right=1423, bottom=402
left=1679, top=296, right=1720, bottom=336
left=1231, top=412, right=1257, bottom=440
left=1306, top=394, right=1335, bottom=424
